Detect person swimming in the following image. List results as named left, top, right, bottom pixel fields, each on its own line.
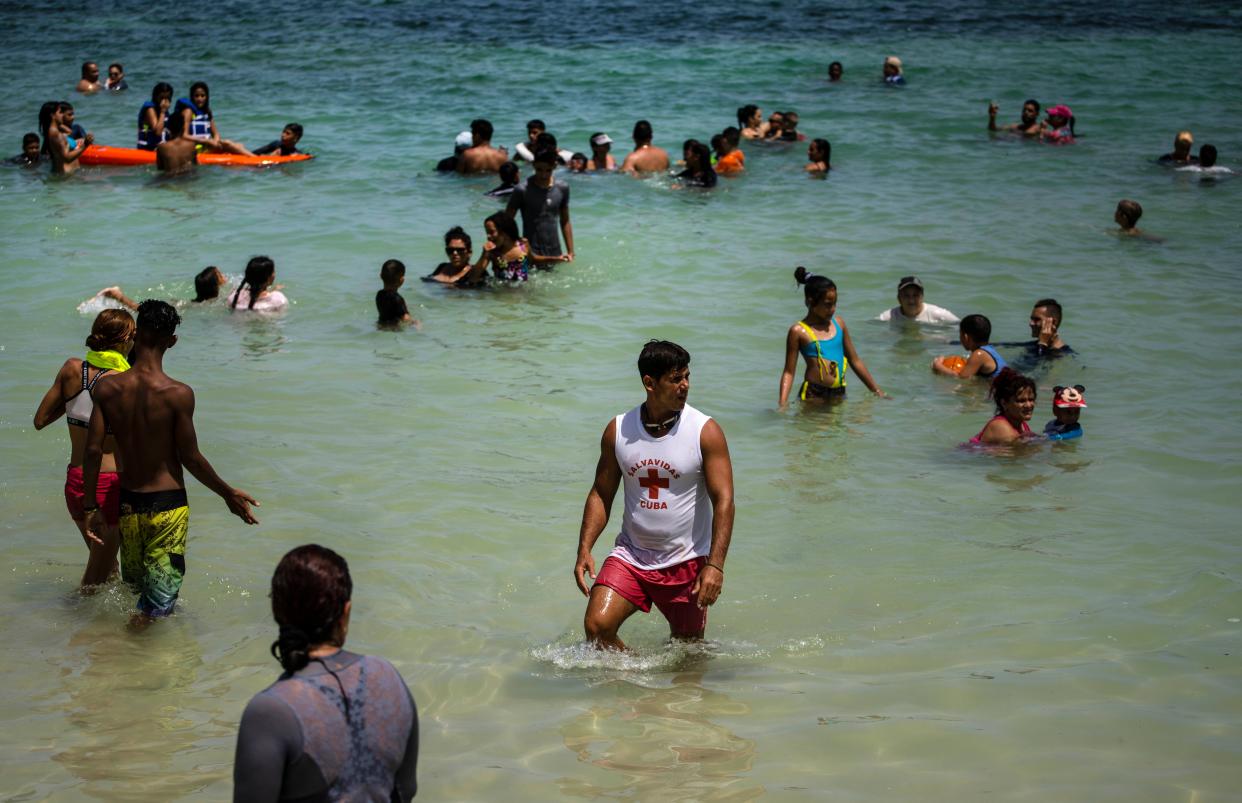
left=969, top=368, right=1037, bottom=446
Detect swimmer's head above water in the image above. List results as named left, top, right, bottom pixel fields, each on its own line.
left=828, top=61, right=843, bottom=81
left=193, top=266, right=226, bottom=303
left=1115, top=199, right=1143, bottom=230
left=231, top=256, right=276, bottom=311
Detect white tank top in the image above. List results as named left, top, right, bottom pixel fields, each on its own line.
left=609, top=403, right=713, bottom=570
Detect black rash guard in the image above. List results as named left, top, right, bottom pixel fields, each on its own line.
left=234, top=650, right=418, bottom=802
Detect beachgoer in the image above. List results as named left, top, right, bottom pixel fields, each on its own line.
left=436, top=131, right=473, bottom=172
left=39, top=101, right=91, bottom=175
left=779, top=267, right=886, bottom=405
left=485, top=161, right=520, bottom=198
left=1044, top=385, right=1086, bottom=440
left=10, top=132, right=41, bottom=166
left=252, top=123, right=303, bottom=156
left=762, top=111, right=785, bottom=140
left=569, top=152, right=588, bottom=172
left=170, top=82, right=255, bottom=156
left=712, top=132, right=745, bottom=174
left=997, top=299, right=1075, bottom=369
left=876, top=275, right=958, bottom=325
left=1158, top=131, right=1197, bottom=165
left=457, top=119, right=508, bottom=174
left=932, top=314, right=1007, bottom=380
left=828, top=61, right=843, bottom=82
left=105, top=63, right=128, bottom=91
left=505, top=147, right=573, bottom=262
left=969, top=368, right=1036, bottom=445
left=620, top=120, right=671, bottom=174
left=376, top=259, right=416, bottom=327
left=76, top=62, right=101, bottom=93
left=58, top=102, right=88, bottom=141
left=988, top=99, right=1041, bottom=136
left=229, top=256, right=288, bottom=312
left=424, top=226, right=482, bottom=287
left=233, top=544, right=418, bottom=802
left=777, top=111, right=806, bottom=142
left=883, top=56, right=905, bottom=84
left=675, top=141, right=717, bottom=188
left=1115, top=199, right=1144, bottom=235
left=737, top=105, right=767, bottom=140
left=587, top=132, right=616, bottom=170
left=514, top=119, right=545, bottom=162
left=33, top=309, right=136, bottom=588
left=82, top=300, right=259, bottom=621
left=1181, top=144, right=1234, bottom=177
left=465, top=212, right=532, bottom=283
left=574, top=340, right=735, bottom=650
left=94, top=267, right=226, bottom=310
left=805, top=138, right=831, bottom=173
left=137, top=82, right=174, bottom=150
left=1038, top=105, right=1075, bottom=144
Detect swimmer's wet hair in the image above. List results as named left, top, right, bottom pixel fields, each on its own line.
left=1024, top=98, right=1040, bottom=113
left=633, top=119, right=653, bottom=142
left=526, top=119, right=545, bottom=132
left=485, top=211, right=520, bottom=243
left=533, top=146, right=558, bottom=165
left=380, top=259, right=405, bottom=284
left=1199, top=144, right=1217, bottom=167
left=232, top=256, right=276, bottom=310
left=270, top=544, right=352, bottom=675
left=988, top=368, right=1036, bottom=415
left=22, top=132, right=39, bottom=146
left=86, top=309, right=135, bottom=351
left=470, top=118, right=493, bottom=140
left=535, top=131, right=558, bottom=151
left=960, top=314, right=992, bottom=343
left=638, top=340, right=690, bottom=381
left=137, top=299, right=181, bottom=337
left=1034, top=298, right=1063, bottom=324
left=1116, top=199, right=1142, bottom=227
left=498, top=160, right=519, bottom=182
left=737, top=105, right=758, bottom=127
left=710, top=134, right=725, bottom=152
left=722, top=126, right=740, bottom=147
left=794, top=266, right=836, bottom=301
left=444, top=225, right=472, bottom=250
left=284, top=123, right=303, bottom=138
left=811, top=138, right=832, bottom=166
left=193, top=266, right=220, bottom=302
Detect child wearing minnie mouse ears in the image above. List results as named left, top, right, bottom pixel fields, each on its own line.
left=1045, top=385, right=1086, bottom=440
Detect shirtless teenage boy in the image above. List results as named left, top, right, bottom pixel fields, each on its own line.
left=457, top=119, right=508, bottom=174
left=83, top=300, right=258, bottom=621
left=620, top=120, right=670, bottom=175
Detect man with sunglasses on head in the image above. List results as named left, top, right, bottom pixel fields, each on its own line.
left=423, top=226, right=483, bottom=288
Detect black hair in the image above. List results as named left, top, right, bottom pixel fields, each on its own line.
left=151, top=82, right=173, bottom=104
left=380, top=259, right=406, bottom=284
left=722, top=126, right=740, bottom=147
left=188, top=81, right=211, bottom=112
left=637, top=339, right=690, bottom=381
left=737, top=105, right=758, bottom=127
left=1033, top=298, right=1063, bottom=325
left=136, top=299, right=181, bottom=337
left=534, top=131, right=558, bottom=151
left=284, top=122, right=303, bottom=139
left=57, top=101, right=74, bottom=116
left=444, top=225, right=472, bottom=250
left=270, top=544, right=352, bottom=675
left=193, top=266, right=221, bottom=302
left=793, top=266, right=836, bottom=302
left=81, top=62, right=96, bottom=78
left=710, top=134, right=725, bottom=153
left=959, top=314, right=992, bottom=343
left=526, top=119, right=545, bottom=132
left=570, top=152, right=587, bottom=167
left=533, top=146, right=558, bottom=165
left=633, top=119, right=653, bottom=143
left=497, top=160, right=519, bottom=183
left=811, top=138, right=832, bottom=167
left=167, top=100, right=188, bottom=137
left=1199, top=144, right=1217, bottom=167
left=22, top=132, right=39, bottom=146
left=988, top=368, right=1036, bottom=416
left=470, top=118, right=493, bottom=141
left=1023, top=98, right=1041, bottom=114
left=1116, top=199, right=1142, bottom=227
left=109, top=62, right=123, bottom=73
left=485, top=211, right=520, bottom=243
left=38, top=101, right=59, bottom=154
left=231, top=256, right=276, bottom=310
left=686, top=141, right=713, bottom=175
left=828, top=61, right=843, bottom=74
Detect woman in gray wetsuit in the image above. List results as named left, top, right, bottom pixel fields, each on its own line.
left=234, top=545, right=418, bottom=802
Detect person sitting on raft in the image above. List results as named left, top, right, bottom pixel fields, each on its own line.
left=805, top=138, right=831, bottom=174
left=1038, top=105, right=1075, bottom=144
left=39, top=101, right=91, bottom=175
left=93, top=267, right=229, bottom=310
left=969, top=368, right=1037, bottom=446
left=988, top=99, right=1040, bottom=136
left=171, top=82, right=255, bottom=156
left=932, top=314, right=1007, bottom=380
left=1044, top=385, right=1086, bottom=440
left=252, top=123, right=303, bottom=156
left=779, top=267, right=886, bottom=406
left=230, top=256, right=287, bottom=312
left=137, top=83, right=174, bottom=151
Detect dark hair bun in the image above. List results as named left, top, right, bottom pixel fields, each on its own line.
left=794, top=266, right=809, bottom=284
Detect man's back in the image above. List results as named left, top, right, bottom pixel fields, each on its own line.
left=93, top=366, right=190, bottom=492
left=459, top=145, right=507, bottom=174
left=624, top=146, right=670, bottom=173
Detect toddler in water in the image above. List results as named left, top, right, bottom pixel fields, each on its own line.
left=969, top=368, right=1037, bottom=446
left=1045, top=385, right=1086, bottom=440
left=376, top=259, right=416, bottom=328
left=933, top=314, right=1006, bottom=380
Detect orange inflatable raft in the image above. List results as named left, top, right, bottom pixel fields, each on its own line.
left=80, top=145, right=314, bottom=167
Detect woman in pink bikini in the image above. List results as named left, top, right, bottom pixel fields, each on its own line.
left=970, top=368, right=1038, bottom=446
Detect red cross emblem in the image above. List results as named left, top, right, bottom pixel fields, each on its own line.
left=638, top=468, right=670, bottom=499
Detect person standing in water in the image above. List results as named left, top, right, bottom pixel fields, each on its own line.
left=988, top=99, right=1041, bottom=136
left=33, top=310, right=136, bottom=588
left=505, top=147, right=574, bottom=263
left=39, top=101, right=91, bottom=175
left=574, top=340, right=735, bottom=651
left=620, top=120, right=671, bottom=174
left=83, top=300, right=259, bottom=622
left=779, top=268, right=886, bottom=405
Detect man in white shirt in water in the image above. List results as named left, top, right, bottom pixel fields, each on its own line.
left=574, top=340, right=735, bottom=651
left=876, top=276, right=959, bottom=325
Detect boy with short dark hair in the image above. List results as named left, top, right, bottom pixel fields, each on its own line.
left=933, top=314, right=1007, bottom=380
left=10, top=133, right=41, bottom=166
left=253, top=123, right=304, bottom=156
left=376, top=259, right=416, bottom=327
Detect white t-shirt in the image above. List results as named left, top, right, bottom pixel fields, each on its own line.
left=230, top=289, right=288, bottom=312
left=876, top=303, right=959, bottom=325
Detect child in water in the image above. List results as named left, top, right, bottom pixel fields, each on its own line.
left=376, top=259, right=416, bottom=328
left=969, top=368, right=1037, bottom=445
left=933, top=314, right=1007, bottom=380
left=1044, top=385, right=1086, bottom=440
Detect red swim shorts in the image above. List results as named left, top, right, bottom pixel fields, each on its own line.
left=594, top=555, right=708, bottom=636
left=64, top=465, right=120, bottom=526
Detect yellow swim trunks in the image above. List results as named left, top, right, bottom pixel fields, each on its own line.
left=119, top=488, right=190, bottom=617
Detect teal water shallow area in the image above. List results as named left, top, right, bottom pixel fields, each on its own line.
left=2, top=1, right=1241, bottom=799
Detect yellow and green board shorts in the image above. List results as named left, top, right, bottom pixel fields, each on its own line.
left=118, top=488, right=190, bottom=617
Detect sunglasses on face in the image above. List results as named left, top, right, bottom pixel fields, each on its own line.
left=446, top=247, right=469, bottom=255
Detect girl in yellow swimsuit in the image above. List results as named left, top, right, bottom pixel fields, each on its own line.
left=779, top=267, right=887, bottom=406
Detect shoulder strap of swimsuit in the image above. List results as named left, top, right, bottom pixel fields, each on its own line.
left=85, top=366, right=110, bottom=391
left=798, top=321, right=832, bottom=379
left=81, top=361, right=90, bottom=389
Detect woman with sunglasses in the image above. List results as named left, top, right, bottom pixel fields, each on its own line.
left=423, top=225, right=487, bottom=288
left=104, top=63, right=128, bottom=92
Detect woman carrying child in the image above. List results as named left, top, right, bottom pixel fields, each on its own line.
left=779, top=267, right=886, bottom=406
left=969, top=368, right=1037, bottom=446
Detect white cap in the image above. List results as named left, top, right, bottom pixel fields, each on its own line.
left=591, top=133, right=613, bottom=147
left=455, top=130, right=473, bottom=148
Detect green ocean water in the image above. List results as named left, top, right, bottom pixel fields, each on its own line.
left=2, top=1, right=1241, bottom=799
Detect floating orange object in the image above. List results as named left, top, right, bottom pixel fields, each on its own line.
left=942, top=354, right=967, bottom=371
left=80, top=144, right=314, bottom=167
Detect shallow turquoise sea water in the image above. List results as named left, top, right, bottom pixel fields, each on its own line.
left=2, top=1, right=1241, bottom=800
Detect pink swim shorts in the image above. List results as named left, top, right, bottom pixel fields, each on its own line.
left=64, top=465, right=120, bottom=526
left=594, top=555, right=708, bottom=636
